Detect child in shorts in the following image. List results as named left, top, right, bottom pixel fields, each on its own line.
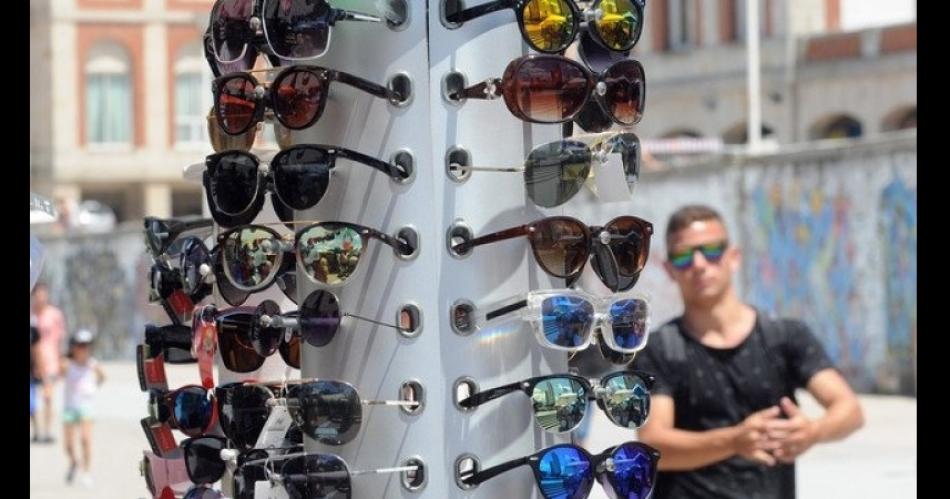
left=61, top=329, right=105, bottom=487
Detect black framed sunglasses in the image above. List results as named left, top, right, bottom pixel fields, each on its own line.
left=213, top=65, right=405, bottom=136
left=451, top=54, right=645, bottom=126
left=144, top=324, right=197, bottom=364
left=451, top=132, right=640, bottom=208
left=195, top=301, right=301, bottom=373
left=148, top=385, right=218, bottom=437
left=445, top=0, right=645, bottom=54
left=452, top=215, right=653, bottom=291
left=144, top=216, right=214, bottom=260
left=460, top=441, right=660, bottom=499
left=668, top=240, right=729, bottom=270
left=218, top=221, right=413, bottom=290
left=459, top=371, right=655, bottom=433
left=208, top=0, right=382, bottom=76
left=203, top=144, right=410, bottom=228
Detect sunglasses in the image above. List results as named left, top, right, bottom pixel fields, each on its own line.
left=460, top=370, right=654, bottom=433
left=177, top=237, right=298, bottom=307
left=213, top=65, right=403, bottom=136
left=668, top=240, right=729, bottom=270
left=214, top=382, right=290, bottom=450
left=451, top=54, right=645, bottom=126
left=206, top=107, right=294, bottom=153
left=208, top=0, right=382, bottom=76
left=148, top=263, right=205, bottom=326
left=453, top=215, right=653, bottom=291
left=270, top=379, right=418, bottom=445
left=203, top=145, right=410, bottom=227
left=194, top=301, right=301, bottom=373
left=148, top=385, right=218, bottom=437
left=239, top=451, right=418, bottom=499
left=218, top=221, right=413, bottom=290
left=145, top=324, right=197, bottom=364
left=473, top=289, right=651, bottom=355
left=461, top=441, right=660, bottom=499
left=141, top=450, right=191, bottom=498
left=144, top=216, right=215, bottom=260
left=446, top=0, right=645, bottom=54
left=451, top=132, right=640, bottom=208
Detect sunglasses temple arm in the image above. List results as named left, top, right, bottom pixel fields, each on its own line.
left=350, top=465, right=419, bottom=477
left=458, top=381, right=523, bottom=409
left=363, top=227, right=415, bottom=257
left=331, top=70, right=399, bottom=101
left=450, top=78, right=503, bottom=101
left=445, top=0, right=511, bottom=24
left=451, top=225, right=529, bottom=254
left=344, top=313, right=406, bottom=331
left=362, top=399, right=419, bottom=408
left=448, top=163, right=524, bottom=173
left=460, top=456, right=530, bottom=487
left=334, top=146, right=410, bottom=180
left=334, top=8, right=383, bottom=23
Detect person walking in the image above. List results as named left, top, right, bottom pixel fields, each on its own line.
left=30, top=282, right=66, bottom=444
left=61, top=329, right=105, bottom=487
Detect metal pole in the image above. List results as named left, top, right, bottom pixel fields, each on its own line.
left=746, top=0, right=762, bottom=153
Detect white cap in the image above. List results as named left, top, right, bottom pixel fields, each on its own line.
left=73, top=329, right=94, bottom=344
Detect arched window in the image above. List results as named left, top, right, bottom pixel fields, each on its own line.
left=174, top=44, right=212, bottom=146
left=810, top=114, right=863, bottom=140
left=881, top=106, right=916, bottom=132
left=85, top=43, right=132, bottom=145
left=722, top=122, right=774, bottom=145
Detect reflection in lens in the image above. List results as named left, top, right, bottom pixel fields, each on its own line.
left=603, top=61, right=645, bottom=125
left=295, top=381, right=362, bottom=446
left=537, top=446, right=594, bottom=499
left=506, top=58, right=589, bottom=123
left=297, top=224, right=364, bottom=285
left=262, top=0, right=333, bottom=60
left=281, top=454, right=351, bottom=499
left=521, top=0, right=575, bottom=52
left=185, top=437, right=226, bottom=484
left=217, top=312, right=266, bottom=373
left=234, top=450, right=269, bottom=499
left=525, top=140, right=591, bottom=208
left=594, top=0, right=639, bottom=50
left=217, top=76, right=259, bottom=134
left=601, top=443, right=655, bottom=499
left=223, top=228, right=282, bottom=290
left=531, top=378, right=588, bottom=432
left=174, top=387, right=212, bottom=434
left=540, top=295, right=594, bottom=348
left=211, top=0, right=255, bottom=63
left=272, top=147, right=332, bottom=210
left=300, top=290, right=341, bottom=347
left=529, top=218, right=588, bottom=277
left=272, top=68, right=325, bottom=129
left=609, top=298, right=648, bottom=351
left=603, top=217, right=651, bottom=276
left=210, top=152, right=259, bottom=215
left=601, top=374, right=650, bottom=429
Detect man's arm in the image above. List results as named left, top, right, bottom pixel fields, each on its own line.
left=766, top=368, right=864, bottom=462
left=638, top=394, right=782, bottom=471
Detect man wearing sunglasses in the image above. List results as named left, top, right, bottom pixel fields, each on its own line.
left=634, top=205, right=864, bottom=499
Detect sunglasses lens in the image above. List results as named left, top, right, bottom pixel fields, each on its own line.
left=593, top=0, right=640, bottom=50
left=217, top=313, right=266, bottom=373
left=300, top=290, right=341, bottom=347
left=211, top=0, right=254, bottom=64
left=525, top=141, right=591, bottom=208
left=604, top=61, right=645, bottom=125
left=601, top=373, right=651, bottom=428
left=272, top=147, right=333, bottom=210
left=668, top=249, right=693, bottom=270
left=235, top=459, right=268, bottom=499
left=537, top=446, right=594, bottom=499
left=521, top=0, right=575, bottom=52
left=508, top=58, right=589, bottom=123
left=276, top=270, right=299, bottom=304
left=181, top=239, right=210, bottom=296
left=540, top=295, right=594, bottom=349
left=174, top=387, right=213, bottom=434
left=531, top=378, right=588, bottom=432
left=613, top=133, right=641, bottom=187
left=185, top=437, right=226, bottom=484
left=273, top=69, right=325, bottom=129
left=529, top=218, right=588, bottom=277
left=609, top=298, right=649, bottom=351
left=604, top=217, right=651, bottom=276
left=602, top=443, right=657, bottom=499
left=297, top=224, right=364, bottom=285
left=209, top=153, right=259, bottom=215
left=217, top=76, right=258, bottom=134
left=263, top=0, right=332, bottom=59
left=223, top=228, right=282, bottom=290
left=252, top=300, right=282, bottom=356
left=281, top=454, right=351, bottom=499
left=700, top=243, right=727, bottom=262
left=296, top=381, right=362, bottom=445
left=219, top=385, right=273, bottom=449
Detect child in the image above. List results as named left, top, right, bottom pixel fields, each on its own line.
left=61, top=329, right=105, bottom=487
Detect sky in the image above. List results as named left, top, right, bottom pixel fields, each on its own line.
left=841, top=0, right=916, bottom=30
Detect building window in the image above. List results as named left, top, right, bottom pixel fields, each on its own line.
left=811, top=114, right=863, bottom=140
left=174, top=46, right=212, bottom=147
left=668, top=0, right=697, bottom=50
left=85, top=43, right=132, bottom=146
left=882, top=106, right=916, bottom=132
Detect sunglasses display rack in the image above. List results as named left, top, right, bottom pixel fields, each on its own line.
left=145, top=0, right=655, bottom=497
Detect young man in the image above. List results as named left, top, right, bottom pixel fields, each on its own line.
left=634, top=205, right=864, bottom=499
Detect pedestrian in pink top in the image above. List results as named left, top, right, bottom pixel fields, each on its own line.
left=30, top=282, right=65, bottom=444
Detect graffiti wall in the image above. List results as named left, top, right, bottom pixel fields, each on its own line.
left=630, top=138, right=917, bottom=394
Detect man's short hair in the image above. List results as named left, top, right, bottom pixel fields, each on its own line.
left=665, top=205, right=727, bottom=245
